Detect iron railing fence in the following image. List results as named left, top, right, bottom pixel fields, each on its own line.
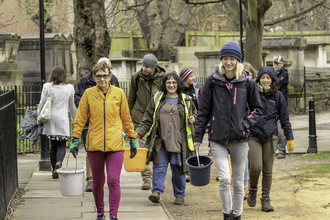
left=0, top=90, right=18, bottom=220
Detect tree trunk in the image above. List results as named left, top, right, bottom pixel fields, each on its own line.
left=73, top=0, right=110, bottom=79
left=245, top=19, right=264, bottom=69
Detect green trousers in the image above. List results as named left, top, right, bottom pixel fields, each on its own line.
left=248, top=135, right=278, bottom=196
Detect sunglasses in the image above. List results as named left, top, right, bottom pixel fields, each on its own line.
left=95, top=74, right=110, bottom=80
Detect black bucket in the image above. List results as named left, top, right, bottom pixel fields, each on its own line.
left=186, top=155, right=213, bottom=186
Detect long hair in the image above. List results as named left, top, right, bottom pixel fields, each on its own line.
left=256, top=76, right=281, bottom=96
left=160, top=72, right=183, bottom=94
left=48, top=66, right=68, bottom=85
left=242, top=62, right=258, bottom=80
left=219, top=60, right=244, bottom=79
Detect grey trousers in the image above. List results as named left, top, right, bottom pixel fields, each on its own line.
left=277, top=120, right=287, bottom=155
left=81, top=129, right=93, bottom=182
left=137, top=137, right=152, bottom=182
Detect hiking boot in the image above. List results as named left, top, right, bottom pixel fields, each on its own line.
left=141, top=180, right=151, bottom=190
left=85, top=181, right=93, bottom=192
left=223, top=211, right=233, bottom=220
left=148, top=192, right=160, bottom=203
left=234, top=215, right=241, bottom=220
left=260, top=195, right=274, bottom=212
left=277, top=154, right=286, bottom=159
left=96, top=213, right=105, bottom=220
left=173, top=197, right=185, bottom=205
left=52, top=162, right=61, bottom=179
left=247, top=187, right=258, bottom=207
left=110, top=217, right=118, bottom=220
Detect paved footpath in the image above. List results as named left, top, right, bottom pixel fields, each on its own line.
left=12, top=112, right=330, bottom=220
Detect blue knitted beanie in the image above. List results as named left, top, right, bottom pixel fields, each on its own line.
left=220, top=41, right=242, bottom=62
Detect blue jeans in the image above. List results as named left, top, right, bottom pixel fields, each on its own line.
left=152, top=146, right=186, bottom=198
left=210, top=141, right=249, bottom=217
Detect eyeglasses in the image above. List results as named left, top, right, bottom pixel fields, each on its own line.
left=95, top=74, right=110, bottom=80
left=166, top=81, right=177, bottom=86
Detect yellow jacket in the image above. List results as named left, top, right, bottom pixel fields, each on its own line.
left=72, top=84, right=136, bottom=152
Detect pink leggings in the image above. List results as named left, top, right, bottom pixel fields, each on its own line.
left=87, top=151, right=124, bottom=218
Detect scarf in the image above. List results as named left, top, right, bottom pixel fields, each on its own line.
left=257, top=83, right=271, bottom=94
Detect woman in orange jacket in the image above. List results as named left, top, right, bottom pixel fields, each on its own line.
left=71, top=62, right=137, bottom=220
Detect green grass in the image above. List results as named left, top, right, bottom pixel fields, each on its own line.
left=300, top=151, right=330, bottom=160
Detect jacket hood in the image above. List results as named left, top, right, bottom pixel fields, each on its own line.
left=256, top=66, right=278, bottom=83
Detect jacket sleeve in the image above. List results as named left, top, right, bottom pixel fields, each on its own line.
left=72, top=91, right=89, bottom=139
left=68, top=84, right=77, bottom=122
left=128, top=73, right=137, bottom=112
left=120, top=90, right=136, bottom=138
left=194, top=76, right=213, bottom=143
left=243, top=79, right=264, bottom=130
left=111, top=74, right=120, bottom=88
left=37, top=83, right=49, bottom=115
left=136, top=97, right=155, bottom=137
left=278, top=92, right=294, bottom=140
left=74, top=77, right=87, bottom=108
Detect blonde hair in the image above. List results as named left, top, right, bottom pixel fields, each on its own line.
left=219, top=60, right=244, bottom=79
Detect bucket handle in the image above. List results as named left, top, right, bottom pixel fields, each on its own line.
left=196, top=150, right=201, bottom=167
left=65, top=152, right=78, bottom=174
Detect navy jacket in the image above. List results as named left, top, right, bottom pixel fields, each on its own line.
left=250, top=66, right=293, bottom=141
left=194, top=67, right=264, bottom=145
left=277, top=67, right=288, bottom=103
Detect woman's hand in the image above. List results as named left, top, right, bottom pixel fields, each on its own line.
left=188, top=116, right=195, bottom=124
left=136, top=133, right=142, bottom=139
left=194, top=142, right=201, bottom=151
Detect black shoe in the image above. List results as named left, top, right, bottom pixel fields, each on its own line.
left=96, top=213, right=105, bottom=220
left=85, top=181, right=93, bottom=192
left=110, top=217, right=118, bottom=220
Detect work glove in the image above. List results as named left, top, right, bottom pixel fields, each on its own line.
left=129, top=137, right=137, bottom=158
left=70, top=137, right=80, bottom=158
left=287, top=140, right=295, bottom=154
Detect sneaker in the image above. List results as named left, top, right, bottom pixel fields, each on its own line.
left=173, top=197, right=185, bottom=205
left=148, top=192, right=160, bottom=203
left=277, top=154, right=286, bottom=159
left=85, top=181, right=93, bottom=192
left=96, top=213, right=105, bottom=220
left=186, top=174, right=190, bottom=182
left=110, top=217, right=118, bottom=220
left=141, top=181, right=151, bottom=190
left=52, top=162, right=62, bottom=179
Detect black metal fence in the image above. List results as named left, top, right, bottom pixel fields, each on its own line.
left=0, top=90, right=18, bottom=220
left=0, top=85, right=41, bottom=154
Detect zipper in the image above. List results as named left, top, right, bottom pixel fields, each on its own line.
left=103, top=98, right=106, bottom=151
left=234, top=87, right=237, bottom=105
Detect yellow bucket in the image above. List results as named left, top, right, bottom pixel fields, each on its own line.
left=124, top=148, right=149, bottom=172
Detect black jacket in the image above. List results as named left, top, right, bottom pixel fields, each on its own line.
left=276, top=67, right=288, bottom=103
left=194, top=67, right=264, bottom=145
left=74, top=71, right=119, bottom=128
left=251, top=66, right=293, bottom=141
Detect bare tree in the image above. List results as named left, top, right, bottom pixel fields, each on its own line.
left=73, top=0, right=110, bottom=79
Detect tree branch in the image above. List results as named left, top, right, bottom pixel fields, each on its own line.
left=182, top=0, right=225, bottom=5
left=264, top=0, right=327, bottom=26
left=258, top=0, right=272, bottom=17
left=123, top=0, right=154, bottom=11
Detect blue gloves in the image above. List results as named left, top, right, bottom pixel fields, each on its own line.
left=129, top=137, right=137, bottom=158
left=70, top=137, right=79, bottom=158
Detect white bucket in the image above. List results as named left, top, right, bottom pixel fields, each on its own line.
left=57, top=167, right=86, bottom=196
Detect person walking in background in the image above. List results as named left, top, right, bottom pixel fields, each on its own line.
left=179, top=68, right=203, bottom=109
left=241, top=62, right=258, bottom=200
left=128, top=53, right=166, bottom=190
left=273, top=55, right=289, bottom=159
left=136, top=72, right=197, bottom=205
left=193, top=41, right=264, bottom=220
left=37, top=66, right=77, bottom=179
left=247, top=66, right=295, bottom=212
left=70, top=62, right=137, bottom=220
left=74, top=57, right=119, bottom=192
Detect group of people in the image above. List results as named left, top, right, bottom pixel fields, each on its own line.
left=36, top=40, right=295, bottom=220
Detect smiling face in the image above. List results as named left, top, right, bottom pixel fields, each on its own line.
left=259, top=73, right=272, bottom=88
left=94, top=68, right=111, bottom=91
left=222, top=56, right=238, bottom=73
left=165, top=76, right=178, bottom=96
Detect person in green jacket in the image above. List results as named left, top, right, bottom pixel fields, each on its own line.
left=128, top=54, right=166, bottom=190
left=136, top=72, right=197, bottom=205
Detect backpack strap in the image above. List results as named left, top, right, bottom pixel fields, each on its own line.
left=275, top=91, right=280, bottom=121
left=135, top=73, right=141, bottom=92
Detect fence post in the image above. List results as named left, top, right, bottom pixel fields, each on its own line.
left=307, top=97, right=318, bottom=153
left=304, top=66, right=306, bottom=112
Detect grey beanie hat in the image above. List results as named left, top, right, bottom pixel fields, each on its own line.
left=142, top=54, right=158, bottom=68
